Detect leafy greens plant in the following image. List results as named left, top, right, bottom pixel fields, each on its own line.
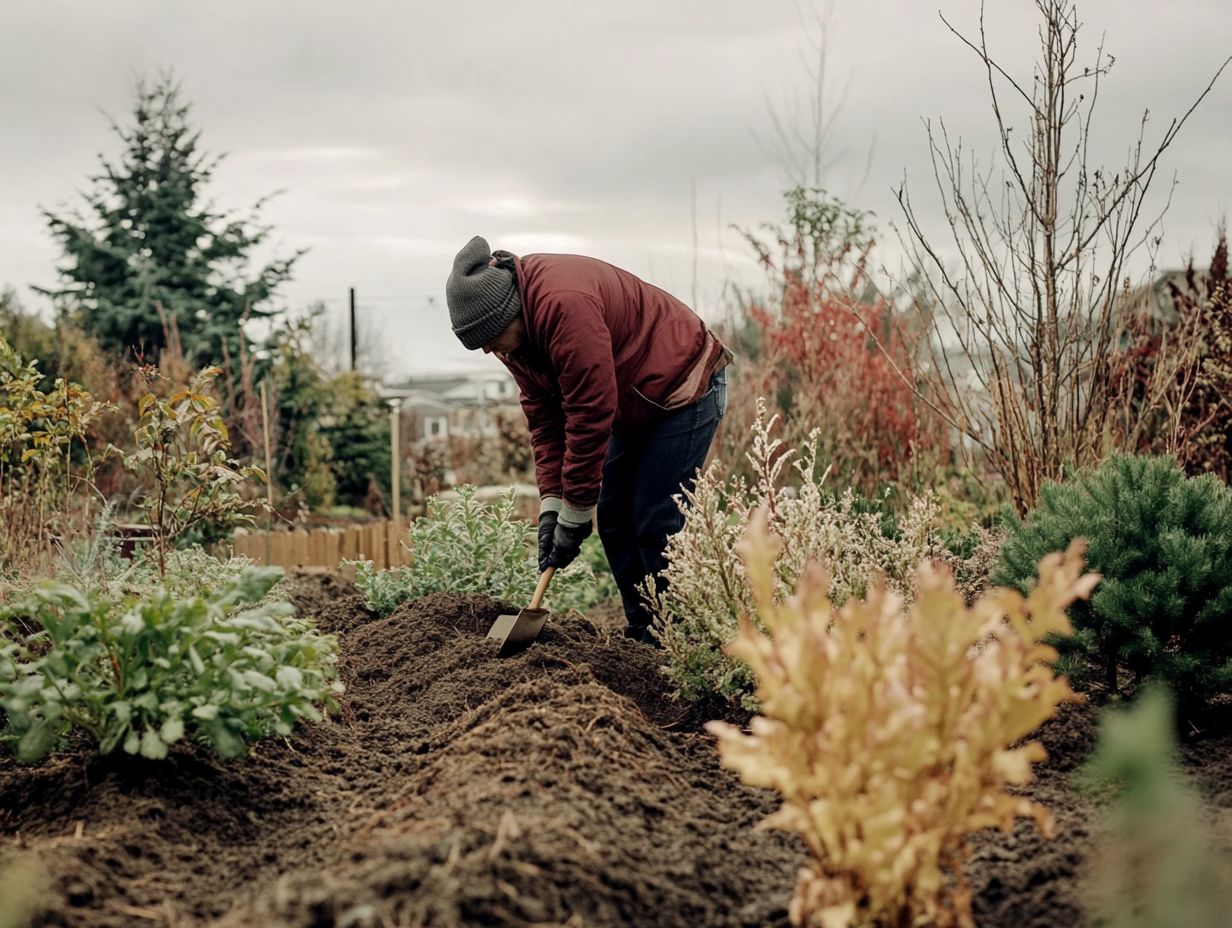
left=0, top=566, right=341, bottom=762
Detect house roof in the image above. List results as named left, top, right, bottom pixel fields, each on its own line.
left=1126, top=268, right=1191, bottom=328
left=399, top=392, right=452, bottom=414
left=383, top=370, right=516, bottom=407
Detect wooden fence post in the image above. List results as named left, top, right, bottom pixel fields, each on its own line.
left=370, top=523, right=386, bottom=569
left=291, top=529, right=308, bottom=567
left=269, top=532, right=288, bottom=569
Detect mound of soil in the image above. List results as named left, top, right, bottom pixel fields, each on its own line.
left=0, top=576, right=793, bottom=927
left=4, top=571, right=1232, bottom=927
left=218, top=678, right=797, bottom=928
left=282, top=570, right=371, bottom=635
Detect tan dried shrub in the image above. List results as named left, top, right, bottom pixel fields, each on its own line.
left=707, top=513, right=1097, bottom=928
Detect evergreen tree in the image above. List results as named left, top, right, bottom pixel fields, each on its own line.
left=321, top=373, right=390, bottom=506
left=266, top=313, right=389, bottom=512
left=993, top=455, right=1232, bottom=705
left=40, top=73, right=303, bottom=364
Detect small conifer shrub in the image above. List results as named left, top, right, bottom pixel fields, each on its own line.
left=993, top=455, right=1232, bottom=703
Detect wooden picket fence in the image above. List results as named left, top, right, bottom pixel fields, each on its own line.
left=232, top=519, right=412, bottom=571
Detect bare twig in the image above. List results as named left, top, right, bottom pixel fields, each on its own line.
left=881, top=0, right=1225, bottom=512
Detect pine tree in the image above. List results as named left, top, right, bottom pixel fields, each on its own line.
left=993, top=455, right=1232, bottom=705
left=40, top=73, right=303, bottom=365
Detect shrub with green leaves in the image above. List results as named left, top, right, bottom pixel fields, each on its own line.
left=351, top=485, right=605, bottom=616
left=1, top=335, right=109, bottom=573
left=649, top=403, right=980, bottom=710
left=0, top=567, right=342, bottom=762
left=993, top=454, right=1232, bottom=703
left=126, top=365, right=266, bottom=578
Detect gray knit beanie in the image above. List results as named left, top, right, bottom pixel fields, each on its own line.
left=445, top=236, right=522, bottom=350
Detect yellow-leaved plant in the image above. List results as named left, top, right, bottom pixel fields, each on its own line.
left=706, top=510, right=1099, bottom=928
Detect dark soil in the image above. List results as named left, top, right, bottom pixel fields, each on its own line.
left=3, top=571, right=1231, bottom=927
left=966, top=703, right=1101, bottom=928
left=0, top=573, right=791, bottom=927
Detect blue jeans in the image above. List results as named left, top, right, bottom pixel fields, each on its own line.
left=598, top=369, right=727, bottom=642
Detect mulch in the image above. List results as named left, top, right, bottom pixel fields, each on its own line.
left=2, top=572, right=1231, bottom=926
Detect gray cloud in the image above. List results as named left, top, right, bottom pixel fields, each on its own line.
left=1, top=0, right=1227, bottom=374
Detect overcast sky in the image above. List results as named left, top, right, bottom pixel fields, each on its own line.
left=1, top=1, right=1228, bottom=377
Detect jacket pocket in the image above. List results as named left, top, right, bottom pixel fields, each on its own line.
left=631, top=385, right=671, bottom=412
left=633, top=379, right=701, bottom=413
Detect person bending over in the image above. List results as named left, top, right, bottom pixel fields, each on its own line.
left=444, top=236, right=730, bottom=643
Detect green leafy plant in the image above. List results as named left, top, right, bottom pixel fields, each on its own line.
left=649, top=403, right=978, bottom=709
left=52, top=502, right=128, bottom=591
left=127, top=365, right=265, bottom=577
left=992, top=454, right=1232, bottom=703
left=150, top=547, right=288, bottom=605
left=0, top=567, right=341, bottom=762
left=575, top=534, right=619, bottom=607
left=1080, top=686, right=1232, bottom=927
left=0, top=337, right=109, bottom=574
left=40, top=504, right=279, bottom=617
left=351, top=485, right=600, bottom=615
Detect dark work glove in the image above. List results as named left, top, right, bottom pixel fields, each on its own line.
left=548, top=518, right=593, bottom=570
left=537, top=511, right=559, bottom=573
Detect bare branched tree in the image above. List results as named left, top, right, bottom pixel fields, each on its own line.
left=890, top=0, right=1228, bottom=513
left=756, top=1, right=875, bottom=198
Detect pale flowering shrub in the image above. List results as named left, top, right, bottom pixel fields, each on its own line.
left=707, top=513, right=1096, bottom=928
left=649, top=402, right=984, bottom=709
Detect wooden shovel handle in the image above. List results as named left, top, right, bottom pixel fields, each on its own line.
left=530, top=566, right=555, bottom=610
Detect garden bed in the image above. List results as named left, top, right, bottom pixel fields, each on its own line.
left=2, top=573, right=1231, bottom=927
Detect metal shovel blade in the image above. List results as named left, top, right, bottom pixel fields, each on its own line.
left=487, top=567, right=555, bottom=658
left=487, top=607, right=549, bottom=657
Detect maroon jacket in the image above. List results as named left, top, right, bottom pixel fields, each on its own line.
left=496, top=252, right=729, bottom=512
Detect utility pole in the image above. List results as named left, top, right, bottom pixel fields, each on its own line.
left=349, top=287, right=357, bottom=372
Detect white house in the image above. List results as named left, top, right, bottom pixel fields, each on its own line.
left=382, top=370, right=520, bottom=442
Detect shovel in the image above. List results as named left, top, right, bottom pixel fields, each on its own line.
left=487, top=566, right=555, bottom=657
